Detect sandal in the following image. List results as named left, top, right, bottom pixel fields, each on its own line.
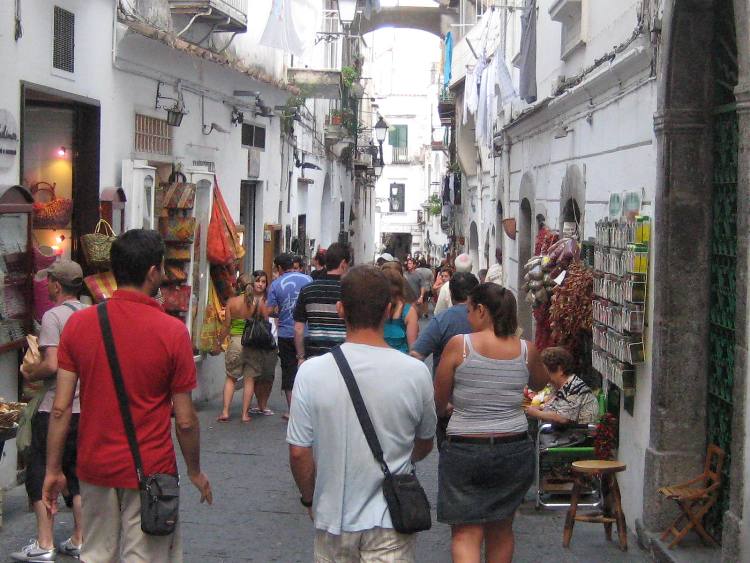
left=261, top=408, right=275, bottom=416
left=248, top=407, right=262, bottom=415
left=216, top=415, right=230, bottom=423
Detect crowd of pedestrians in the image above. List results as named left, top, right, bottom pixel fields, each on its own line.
left=14, top=226, right=575, bottom=563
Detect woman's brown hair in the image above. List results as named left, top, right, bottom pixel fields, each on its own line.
left=380, top=267, right=407, bottom=310
left=469, top=283, right=518, bottom=337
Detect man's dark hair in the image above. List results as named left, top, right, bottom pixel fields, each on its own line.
left=51, top=277, right=82, bottom=297
left=341, top=265, right=391, bottom=330
left=292, top=255, right=304, bottom=268
left=325, top=242, right=351, bottom=270
left=274, top=252, right=294, bottom=272
left=469, top=283, right=518, bottom=337
left=541, top=346, right=575, bottom=376
left=110, top=229, right=165, bottom=287
left=449, top=272, right=479, bottom=303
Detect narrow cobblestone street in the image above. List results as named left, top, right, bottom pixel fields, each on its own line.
left=1, top=373, right=649, bottom=562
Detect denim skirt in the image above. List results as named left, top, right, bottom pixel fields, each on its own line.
left=437, top=436, right=534, bottom=525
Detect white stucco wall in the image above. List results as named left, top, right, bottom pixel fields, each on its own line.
left=0, top=0, right=356, bottom=404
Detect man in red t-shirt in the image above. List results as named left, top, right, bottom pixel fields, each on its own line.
left=43, top=229, right=212, bottom=562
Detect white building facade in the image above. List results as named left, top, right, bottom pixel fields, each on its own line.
left=0, top=0, right=374, bottom=488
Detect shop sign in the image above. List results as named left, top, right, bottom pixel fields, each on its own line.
left=0, top=109, right=19, bottom=170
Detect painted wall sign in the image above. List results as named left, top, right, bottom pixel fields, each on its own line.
left=0, top=109, right=19, bottom=170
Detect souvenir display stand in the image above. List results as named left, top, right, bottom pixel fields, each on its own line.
left=591, top=217, right=651, bottom=414
left=0, top=185, right=34, bottom=519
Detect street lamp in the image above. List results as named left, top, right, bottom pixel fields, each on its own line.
left=373, top=115, right=388, bottom=170
left=337, top=0, right=358, bottom=28
left=373, top=159, right=383, bottom=178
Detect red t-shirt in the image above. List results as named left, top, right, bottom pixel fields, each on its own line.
left=57, top=289, right=196, bottom=489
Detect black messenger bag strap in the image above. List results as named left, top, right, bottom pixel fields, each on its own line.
left=97, top=302, right=145, bottom=484
left=330, top=345, right=392, bottom=478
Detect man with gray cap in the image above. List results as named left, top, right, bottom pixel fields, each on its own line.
left=12, top=260, right=86, bottom=562
left=433, top=253, right=473, bottom=315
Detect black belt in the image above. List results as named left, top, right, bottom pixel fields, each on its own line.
left=446, top=433, right=528, bottom=445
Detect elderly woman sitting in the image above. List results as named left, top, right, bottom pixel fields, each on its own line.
left=526, top=347, right=599, bottom=425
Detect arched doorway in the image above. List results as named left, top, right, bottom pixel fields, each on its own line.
left=559, top=164, right=585, bottom=236
left=561, top=198, right=581, bottom=237
left=517, top=198, right=533, bottom=339
left=469, top=221, right=479, bottom=274
left=645, top=1, right=748, bottom=554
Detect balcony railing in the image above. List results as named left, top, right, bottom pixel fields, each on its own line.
left=391, top=146, right=410, bottom=164
left=169, top=0, right=247, bottom=33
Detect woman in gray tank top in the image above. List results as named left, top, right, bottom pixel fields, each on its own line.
left=434, top=283, right=548, bottom=563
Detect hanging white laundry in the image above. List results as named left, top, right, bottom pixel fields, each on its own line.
left=485, top=61, right=498, bottom=147
left=463, top=65, right=477, bottom=125
left=476, top=65, right=489, bottom=147
left=496, top=49, right=516, bottom=105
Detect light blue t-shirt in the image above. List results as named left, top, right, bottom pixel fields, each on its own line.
left=267, top=271, right=312, bottom=338
left=287, top=343, right=437, bottom=535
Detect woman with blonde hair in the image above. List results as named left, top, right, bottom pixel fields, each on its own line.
left=218, top=270, right=277, bottom=422
left=380, top=267, right=419, bottom=353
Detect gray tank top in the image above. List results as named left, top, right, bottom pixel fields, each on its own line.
left=447, top=334, right=530, bottom=436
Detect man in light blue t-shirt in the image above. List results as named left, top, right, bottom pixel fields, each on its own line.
left=288, top=266, right=436, bottom=562
left=267, top=253, right=311, bottom=417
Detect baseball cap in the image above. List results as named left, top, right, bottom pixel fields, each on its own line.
left=45, top=260, right=84, bottom=285
left=379, top=253, right=395, bottom=262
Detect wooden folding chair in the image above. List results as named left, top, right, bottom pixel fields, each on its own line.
left=657, top=444, right=725, bottom=549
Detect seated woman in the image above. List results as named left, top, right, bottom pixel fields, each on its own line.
left=526, top=347, right=599, bottom=425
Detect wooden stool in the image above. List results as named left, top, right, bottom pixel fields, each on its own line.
left=563, top=459, right=628, bottom=551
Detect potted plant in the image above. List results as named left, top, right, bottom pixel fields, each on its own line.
left=341, top=66, right=359, bottom=89
left=330, top=109, right=343, bottom=126
left=427, top=194, right=443, bottom=216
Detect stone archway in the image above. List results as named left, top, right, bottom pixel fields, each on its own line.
left=559, top=164, right=586, bottom=235
left=517, top=198, right=533, bottom=339
left=644, top=1, right=749, bottom=558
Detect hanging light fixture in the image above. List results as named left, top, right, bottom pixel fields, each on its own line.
left=56, top=146, right=67, bottom=157
left=373, top=115, right=388, bottom=144
left=155, top=81, right=188, bottom=127
left=373, top=159, right=383, bottom=178
left=337, top=0, right=358, bottom=27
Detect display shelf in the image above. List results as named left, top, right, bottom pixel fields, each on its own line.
left=592, top=215, right=651, bottom=415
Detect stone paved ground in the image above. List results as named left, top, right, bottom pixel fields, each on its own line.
left=0, top=374, right=651, bottom=562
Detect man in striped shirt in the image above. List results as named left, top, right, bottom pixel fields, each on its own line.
left=293, top=242, right=350, bottom=362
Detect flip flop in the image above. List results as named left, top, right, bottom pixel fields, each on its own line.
left=216, top=415, right=230, bottom=423
left=248, top=407, right=262, bottom=415
left=261, top=409, right=275, bottom=416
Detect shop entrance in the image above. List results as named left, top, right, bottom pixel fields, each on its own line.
left=706, top=0, right=738, bottom=539
left=20, top=85, right=100, bottom=269
left=240, top=180, right=259, bottom=273
left=381, top=232, right=411, bottom=262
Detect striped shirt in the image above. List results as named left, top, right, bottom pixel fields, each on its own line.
left=293, top=274, right=346, bottom=357
left=447, top=335, right=530, bottom=435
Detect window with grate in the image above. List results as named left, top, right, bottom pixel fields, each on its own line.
left=134, top=114, right=172, bottom=155
left=242, top=124, right=266, bottom=149
left=53, top=6, right=75, bottom=73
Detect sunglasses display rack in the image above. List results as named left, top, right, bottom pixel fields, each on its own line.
left=592, top=216, right=651, bottom=414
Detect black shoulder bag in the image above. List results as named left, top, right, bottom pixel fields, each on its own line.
left=241, top=299, right=276, bottom=350
left=330, top=345, right=432, bottom=534
left=97, top=303, right=180, bottom=536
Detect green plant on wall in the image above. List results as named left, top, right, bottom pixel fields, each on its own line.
left=341, top=66, right=359, bottom=89
left=281, top=88, right=309, bottom=135
left=341, top=108, right=359, bottom=136
left=427, top=193, right=442, bottom=216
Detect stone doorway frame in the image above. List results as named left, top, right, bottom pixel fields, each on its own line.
left=644, top=1, right=749, bottom=559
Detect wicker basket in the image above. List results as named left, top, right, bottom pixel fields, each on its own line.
left=31, top=182, right=73, bottom=230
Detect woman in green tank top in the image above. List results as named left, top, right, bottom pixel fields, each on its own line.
left=218, top=270, right=278, bottom=422
left=380, top=266, right=419, bottom=353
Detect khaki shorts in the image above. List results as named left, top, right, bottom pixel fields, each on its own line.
left=80, top=481, right=182, bottom=563
left=314, top=528, right=416, bottom=563
left=225, top=335, right=277, bottom=381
